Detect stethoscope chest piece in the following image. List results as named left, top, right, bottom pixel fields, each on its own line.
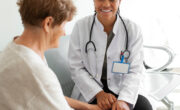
left=120, top=50, right=130, bottom=62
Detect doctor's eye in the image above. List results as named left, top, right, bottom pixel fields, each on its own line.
left=110, top=0, right=119, bottom=2
left=110, top=0, right=114, bottom=1
left=98, top=0, right=104, bottom=1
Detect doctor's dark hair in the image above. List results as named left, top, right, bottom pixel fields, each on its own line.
left=17, top=0, right=76, bottom=27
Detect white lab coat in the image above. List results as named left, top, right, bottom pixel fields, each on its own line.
left=68, top=15, right=144, bottom=105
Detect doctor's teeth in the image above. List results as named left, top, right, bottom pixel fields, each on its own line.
left=102, top=10, right=111, bottom=12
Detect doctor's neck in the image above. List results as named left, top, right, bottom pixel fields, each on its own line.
left=97, top=14, right=116, bottom=35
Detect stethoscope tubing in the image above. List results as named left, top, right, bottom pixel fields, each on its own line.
left=85, top=13, right=97, bottom=53
left=117, top=11, right=129, bottom=51
left=85, top=12, right=131, bottom=79
left=85, top=12, right=129, bottom=56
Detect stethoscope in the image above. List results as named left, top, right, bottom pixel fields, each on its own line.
left=85, top=11, right=130, bottom=62
left=85, top=11, right=131, bottom=87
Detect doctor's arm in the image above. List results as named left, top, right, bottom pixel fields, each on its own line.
left=117, top=25, right=144, bottom=108
left=68, top=22, right=103, bottom=102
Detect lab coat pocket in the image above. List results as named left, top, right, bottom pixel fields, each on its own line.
left=112, top=72, right=123, bottom=78
left=110, top=73, right=122, bottom=89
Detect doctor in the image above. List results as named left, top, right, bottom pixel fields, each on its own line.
left=68, top=0, right=152, bottom=110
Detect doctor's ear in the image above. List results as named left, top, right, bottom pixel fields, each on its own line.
left=118, top=0, right=122, bottom=5
left=42, top=16, right=54, bottom=33
left=117, top=7, right=120, bottom=14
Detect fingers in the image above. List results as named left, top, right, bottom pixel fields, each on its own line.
left=99, top=100, right=109, bottom=110
left=97, top=101, right=103, bottom=109
left=96, top=92, right=117, bottom=110
left=116, top=101, right=130, bottom=110
left=108, top=95, right=115, bottom=104
left=112, top=101, right=130, bottom=110
left=104, top=98, right=111, bottom=109
left=95, top=105, right=104, bottom=110
left=112, top=103, right=116, bottom=110
left=111, top=94, right=117, bottom=102
left=112, top=102, right=122, bottom=110
left=116, top=102, right=121, bottom=110
left=103, top=93, right=116, bottom=109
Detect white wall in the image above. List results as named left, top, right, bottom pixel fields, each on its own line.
left=0, top=0, right=23, bottom=51
left=65, top=0, right=94, bottom=34
left=0, top=0, right=94, bottom=51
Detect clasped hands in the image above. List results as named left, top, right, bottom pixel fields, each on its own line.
left=95, top=91, right=130, bottom=110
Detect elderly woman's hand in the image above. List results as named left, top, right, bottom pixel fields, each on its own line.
left=112, top=100, right=130, bottom=110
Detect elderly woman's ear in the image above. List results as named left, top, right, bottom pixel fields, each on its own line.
left=42, top=16, right=54, bottom=33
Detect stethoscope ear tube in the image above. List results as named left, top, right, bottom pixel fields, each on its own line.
left=85, top=13, right=97, bottom=53
left=117, top=11, right=129, bottom=51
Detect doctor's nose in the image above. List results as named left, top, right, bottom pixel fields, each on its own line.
left=103, top=0, right=111, bottom=7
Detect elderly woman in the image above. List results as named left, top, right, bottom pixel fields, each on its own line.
left=0, top=0, right=102, bottom=110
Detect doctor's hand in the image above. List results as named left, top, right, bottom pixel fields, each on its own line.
left=112, top=100, right=130, bottom=110
left=96, top=91, right=117, bottom=110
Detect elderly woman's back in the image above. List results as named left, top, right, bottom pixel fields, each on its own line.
left=0, top=40, right=72, bottom=110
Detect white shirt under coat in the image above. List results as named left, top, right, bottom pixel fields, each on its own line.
left=68, top=15, right=145, bottom=105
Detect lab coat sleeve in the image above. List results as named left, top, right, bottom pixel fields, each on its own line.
left=68, top=23, right=103, bottom=102
left=117, top=25, right=144, bottom=105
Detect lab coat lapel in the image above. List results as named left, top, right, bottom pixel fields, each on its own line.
left=107, top=16, right=126, bottom=59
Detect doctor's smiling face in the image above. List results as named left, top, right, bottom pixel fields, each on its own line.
left=94, top=0, right=121, bottom=21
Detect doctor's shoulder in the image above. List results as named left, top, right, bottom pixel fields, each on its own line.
left=121, top=17, right=143, bottom=39
left=122, top=17, right=142, bottom=32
